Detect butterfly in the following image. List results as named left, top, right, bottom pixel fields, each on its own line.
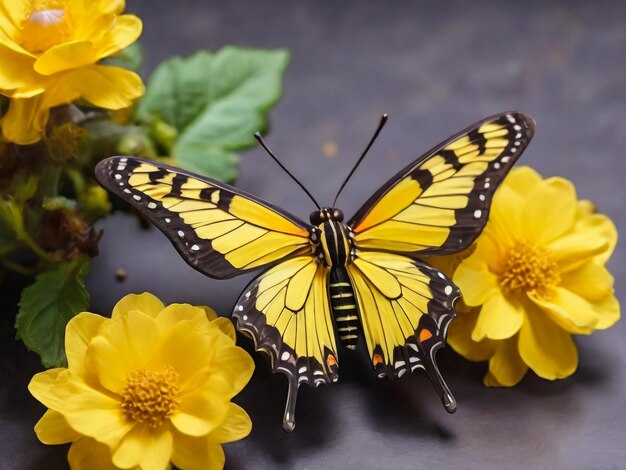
left=96, top=111, right=535, bottom=432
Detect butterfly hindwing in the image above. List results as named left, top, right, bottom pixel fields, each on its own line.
left=95, top=157, right=314, bottom=279
left=349, top=112, right=535, bottom=254
left=347, top=251, right=459, bottom=410
left=232, top=256, right=339, bottom=431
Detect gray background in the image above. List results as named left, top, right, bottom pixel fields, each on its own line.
left=2, top=1, right=625, bottom=469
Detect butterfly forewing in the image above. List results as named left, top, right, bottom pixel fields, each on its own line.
left=95, top=157, right=314, bottom=279
left=349, top=112, right=535, bottom=254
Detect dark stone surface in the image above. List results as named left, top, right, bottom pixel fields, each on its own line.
left=2, top=1, right=625, bottom=468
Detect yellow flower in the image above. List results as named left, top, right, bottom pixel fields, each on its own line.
left=29, top=293, right=254, bottom=470
left=448, top=166, right=619, bottom=386
left=0, top=0, right=144, bottom=144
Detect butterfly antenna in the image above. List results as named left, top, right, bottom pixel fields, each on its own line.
left=332, top=114, right=389, bottom=207
left=254, top=132, right=321, bottom=210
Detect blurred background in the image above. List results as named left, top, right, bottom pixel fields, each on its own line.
left=3, top=1, right=625, bottom=468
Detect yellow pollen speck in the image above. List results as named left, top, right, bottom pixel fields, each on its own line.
left=500, top=241, right=560, bottom=298
left=21, top=1, right=72, bottom=53
left=120, top=365, right=181, bottom=428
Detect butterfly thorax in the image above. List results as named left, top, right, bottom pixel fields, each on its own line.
left=310, top=207, right=356, bottom=268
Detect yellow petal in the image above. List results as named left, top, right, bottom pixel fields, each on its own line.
left=560, top=261, right=614, bottom=301
left=64, top=65, right=144, bottom=109
left=471, top=293, right=523, bottom=341
left=34, top=41, right=96, bottom=75
left=171, top=392, right=229, bottom=437
left=28, top=368, right=66, bottom=406
left=212, top=317, right=236, bottom=341
left=529, top=288, right=600, bottom=335
left=172, top=431, right=225, bottom=470
left=453, top=260, right=499, bottom=306
left=112, top=292, right=164, bottom=320
left=518, top=303, right=578, bottom=380
left=593, top=295, right=620, bottom=330
left=94, top=14, right=143, bottom=59
left=89, top=0, right=127, bottom=15
left=483, top=371, right=503, bottom=387
left=1, top=95, right=48, bottom=144
left=158, top=323, right=215, bottom=386
left=85, top=310, right=160, bottom=393
left=485, top=338, right=527, bottom=387
left=447, top=310, right=495, bottom=361
left=548, top=231, right=609, bottom=274
left=34, top=409, right=80, bottom=444
left=68, top=437, right=123, bottom=470
left=486, top=183, right=524, bottom=249
left=465, top=230, right=507, bottom=274
left=0, top=2, right=29, bottom=40
left=113, top=423, right=172, bottom=470
left=524, top=177, right=577, bottom=245
left=503, top=166, right=543, bottom=197
left=573, top=213, right=617, bottom=266
left=155, top=303, right=207, bottom=331
left=209, top=343, right=255, bottom=398
left=65, top=312, right=107, bottom=379
left=200, top=306, right=218, bottom=321
left=1, top=75, right=84, bottom=144
left=45, top=376, right=132, bottom=449
left=577, top=199, right=595, bottom=217
left=0, top=42, right=41, bottom=92
left=210, top=403, right=252, bottom=444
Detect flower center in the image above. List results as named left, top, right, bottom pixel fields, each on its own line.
left=500, top=241, right=560, bottom=298
left=21, top=1, right=72, bottom=53
left=120, top=366, right=181, bottom=428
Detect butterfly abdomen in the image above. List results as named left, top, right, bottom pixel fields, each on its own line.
left=329, top=267, right=360, bottom=350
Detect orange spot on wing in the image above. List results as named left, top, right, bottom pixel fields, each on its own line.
left=372, top=353, right=383, bottom=366
left=419, top=329, right=433, bottom=342
left=326, top=354, right=337, bottom=368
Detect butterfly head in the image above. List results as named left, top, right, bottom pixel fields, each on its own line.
left=310, top=207, right=344, bottom=225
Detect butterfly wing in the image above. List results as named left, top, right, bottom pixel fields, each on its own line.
left=95, top=157, right=314, bottom=279
left=232, top=256, right=338, bottom=432
left=347, top=251, right=460, bottom=411
left=349, top=111, right=535, bottom=254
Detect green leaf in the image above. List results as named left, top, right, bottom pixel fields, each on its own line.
left=16, top=258, right=90, bottom=367
left=138, top=46, right=289, bottom=181
left=137, top=51, right=213, bottom=132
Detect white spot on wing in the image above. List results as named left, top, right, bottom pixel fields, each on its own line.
left=147, top=202, right=157, bottom=209
left=114, top=174, right=122, bottom=180
left=133, top=195, right=141, bottom=201
left=191, top=244, right=200, bottom=251
left=474, top=209, right=482, bottom=219
left=281, top=351, right=290, bottom=361
left=445, top=285, right=453, bottom=295
left=177, top=230, right=184, bottom=237
left=506, top=115, right=516, bottom=123
left=479, top=194, right=486, bottom=201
